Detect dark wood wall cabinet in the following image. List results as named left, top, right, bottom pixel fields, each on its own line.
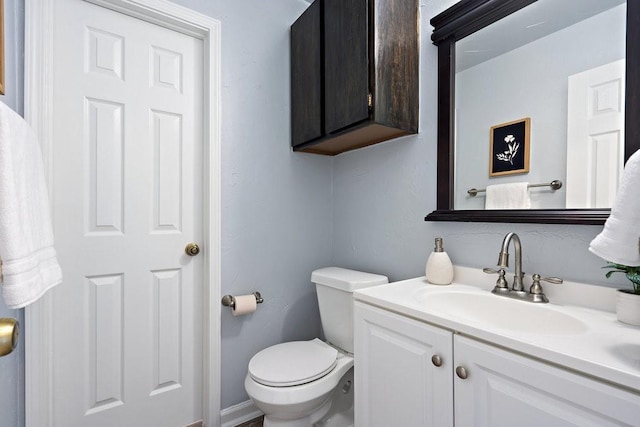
left=290, top=0, right=419, bottom=156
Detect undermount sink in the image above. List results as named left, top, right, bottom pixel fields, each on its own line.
left=418, top=291, right=588, bottom=335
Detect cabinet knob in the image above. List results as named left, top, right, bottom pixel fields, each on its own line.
left=431, top=354, right=443, bottom=367
left=455, top=365, right=468, bottom=380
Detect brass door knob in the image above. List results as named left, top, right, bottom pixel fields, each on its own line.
left=185, top=242, right=200, bottom=256
left=0, top=318, right=19, bottom=357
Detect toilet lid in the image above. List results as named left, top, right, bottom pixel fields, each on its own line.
left=248, top=338, right=338, bottom=387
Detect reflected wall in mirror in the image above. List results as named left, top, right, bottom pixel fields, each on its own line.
left=455, top=0, right=624, bottom=210
left=426, top=0, right=640, bottom=225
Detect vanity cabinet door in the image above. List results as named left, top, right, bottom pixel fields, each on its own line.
left=354, top=302, right=454, bottom=427
left=453, top=335, right=640, bottom=427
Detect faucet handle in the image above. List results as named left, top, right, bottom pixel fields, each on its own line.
left=539, top=275, right=563, bottom=284
left=529, top=274, right=563, bottom=303
left=484, top=268, right=509, bottom=293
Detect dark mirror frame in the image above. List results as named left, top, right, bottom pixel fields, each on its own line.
left=425, top=0, right=639, bottom=225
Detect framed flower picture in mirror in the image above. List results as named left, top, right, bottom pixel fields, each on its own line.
left=489, top=117, right=530, bottom=177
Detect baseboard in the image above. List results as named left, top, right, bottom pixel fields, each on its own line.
left=221, top=400, right=263, bottom=427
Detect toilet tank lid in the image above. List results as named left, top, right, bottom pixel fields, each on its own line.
left=311, top=267, right=388, bottom=292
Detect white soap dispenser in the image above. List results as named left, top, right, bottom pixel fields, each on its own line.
left=425, top=237, right=454, bottom=285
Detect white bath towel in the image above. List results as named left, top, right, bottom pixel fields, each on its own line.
left=485, top=182, right=531, bottom=209
left=0, top=102, right=62, bottom=308
left=590, top=149, right=640, bottom=267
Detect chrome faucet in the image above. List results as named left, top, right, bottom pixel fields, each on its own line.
left=497, top=232, right=525, bottom=293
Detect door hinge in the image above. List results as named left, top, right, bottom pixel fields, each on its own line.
left=368, top=93, right=373, bottom=111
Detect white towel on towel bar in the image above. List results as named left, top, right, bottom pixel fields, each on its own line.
left=0, top=101, right=62, bottom=308
left=485, top=182, right=531, bottom=209
left=590, top=149, right=640, bottom=267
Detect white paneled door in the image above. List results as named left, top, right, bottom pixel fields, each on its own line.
left=566, top=59, right=625, bottom=208
left=50, top=0, right=205, bottom=425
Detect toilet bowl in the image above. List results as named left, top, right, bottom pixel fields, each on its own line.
left=244, top=267, right=388, bottom=427
left=245, top=339, right=353, bottom=427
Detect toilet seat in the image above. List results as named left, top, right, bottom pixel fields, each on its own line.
left=248, top=338, right=338, bottom=387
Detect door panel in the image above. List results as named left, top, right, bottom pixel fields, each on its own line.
left=51, top=1, right=204, bottom=425
left=566, top=60, right=625, bottom=208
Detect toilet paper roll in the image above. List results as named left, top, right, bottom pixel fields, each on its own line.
left=232, top=295, right=257, bottom=316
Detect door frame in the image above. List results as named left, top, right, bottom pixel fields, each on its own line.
left=23, top=0, right=222, bottom=425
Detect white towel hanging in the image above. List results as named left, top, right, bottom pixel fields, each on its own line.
left=485, top=182, right=531, bottom=209
left=0, top=101, right=62, bottom=308
left=590, top=149, right=640, bottom=266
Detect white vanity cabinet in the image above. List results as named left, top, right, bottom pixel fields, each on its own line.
left=354, top=302, right=454, bottom=427
left=454, top=335, right=640, bottom=427
left=354, top=301, right=640, bottom=427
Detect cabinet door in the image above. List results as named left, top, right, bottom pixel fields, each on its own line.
left=454, top=335, right=640, bottom=427
left=354, top=303, right=454, bottom=427
left=324, top=0, right=369, bottom=134
left=291, top=0, right=322, bottom=146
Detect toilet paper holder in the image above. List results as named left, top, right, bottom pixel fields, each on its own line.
left=221, top=292, right=263, bottom=309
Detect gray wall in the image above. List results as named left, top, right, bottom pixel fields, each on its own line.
left=332, top=0, right=629, bottom=290
left=4, top=0, right=332, bottom=417
left=2, top=0, right=632, bottom=421
left=166, top=0, right=333, bottom=409
left=0, top=0, right=26, bottom=426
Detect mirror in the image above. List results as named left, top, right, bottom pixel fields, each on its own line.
left=426, top=0, right=640, bottom=225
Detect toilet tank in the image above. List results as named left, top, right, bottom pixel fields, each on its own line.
left=311, top=267, right=388, bottom=354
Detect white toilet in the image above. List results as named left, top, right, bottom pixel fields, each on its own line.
left=244, top=267, right=388, bottom=427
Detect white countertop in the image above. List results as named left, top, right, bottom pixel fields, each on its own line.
left=353, top=266, right=640, bottom=392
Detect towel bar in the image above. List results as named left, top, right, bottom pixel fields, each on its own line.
left=468, top=180, right=562, bottom=197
